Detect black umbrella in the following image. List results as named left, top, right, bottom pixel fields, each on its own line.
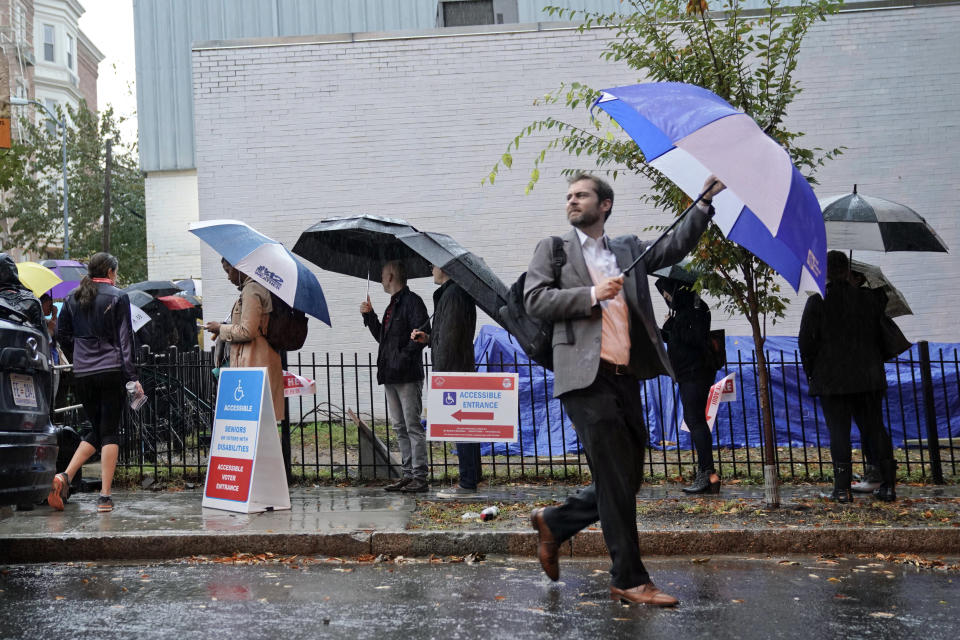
left=125, top=289, right=156, bottom=309
left=819, top=185, right=948, bottom=253
left=292, top=215, right=432, bottom=280
left=397, top=230, right=509, bottom=323
left=651, top=258, right=700, bottom=284
left=124, top=280, right=184, bottom=298
left=850, top=259, right=913, bottom=318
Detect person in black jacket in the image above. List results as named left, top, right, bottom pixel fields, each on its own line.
left=657, top=278, right=720, bottom=494
left=49, top=252, right=142, bottom=513
left=0, top=253, right=45, bottom=334
left=412, top=266, right=479, bottom=496
left=799, top=251, right=897, bottom=502
left=361, top=260, right=430, bottom=493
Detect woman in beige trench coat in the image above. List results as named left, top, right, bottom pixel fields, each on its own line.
left=205, top=259, right=284, bottom=421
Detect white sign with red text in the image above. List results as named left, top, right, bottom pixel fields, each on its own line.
left=202, top=367, right=290, bottom=513
left=426, top=372, right=519, bottom=443
left=681, top=371, right=737, bottom=433
left=282, top=370, right=316, bottom=397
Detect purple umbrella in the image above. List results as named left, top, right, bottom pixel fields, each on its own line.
left=40, top=259, right=87, bottom=299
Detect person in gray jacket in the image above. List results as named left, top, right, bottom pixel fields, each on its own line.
left=48, top=253, right=142, bottom=513
left=524, top=173, right=723, bottom=607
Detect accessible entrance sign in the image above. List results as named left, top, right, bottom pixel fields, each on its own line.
left=426, top=372, right=519, bottom=443
left=202, top=367, right=290, bottom=513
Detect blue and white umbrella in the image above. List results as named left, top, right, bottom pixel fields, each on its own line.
left=594, top=82, right=826, bottom=294
left=188, top=219, right=331, bottom=326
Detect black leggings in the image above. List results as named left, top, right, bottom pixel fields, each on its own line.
left=679, top=375, right=716, bottom=473
left=74, top=371, right=125, bottom=450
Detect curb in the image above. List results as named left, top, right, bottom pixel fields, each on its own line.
left=2, top=527, right=958, bottom=563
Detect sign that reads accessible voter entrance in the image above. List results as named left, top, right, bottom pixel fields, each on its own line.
left=202, top=367, right=290, bottom=513
left=427, top=372, right=519, bottom=443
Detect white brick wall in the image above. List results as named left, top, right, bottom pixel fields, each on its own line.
left=145, top=169, right=203, bottom=281
left=190, top=6, right=960, bottom=366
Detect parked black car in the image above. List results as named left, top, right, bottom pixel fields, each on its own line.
left=0, top=298, right=57, bottom=507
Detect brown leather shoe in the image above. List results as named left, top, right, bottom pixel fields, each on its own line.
left=530, top=507, right=559, bottom=581
left=610, top=582, right=679, bottom=607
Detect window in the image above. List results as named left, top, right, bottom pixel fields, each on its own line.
left=66, top=33, right=74, bottom=70
left=441, top=1, right=494, bottom=27
left=43, top=24, right=55, bottom=62
left=44, top=99, right=58, bottom=135
left=13, top=2, right=27, bottom=44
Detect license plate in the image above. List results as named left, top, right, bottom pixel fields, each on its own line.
left=10, top=373, right=38, bottom=408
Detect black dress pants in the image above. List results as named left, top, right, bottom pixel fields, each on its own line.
left=544, top=368, right=649, bottom=589
left=820, top=390, right=893, bottom=465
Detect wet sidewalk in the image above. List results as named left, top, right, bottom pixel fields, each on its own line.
left=1, top=483, right=958, bottom=563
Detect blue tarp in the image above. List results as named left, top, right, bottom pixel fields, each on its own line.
left=471, top=325, right=960, bottom=457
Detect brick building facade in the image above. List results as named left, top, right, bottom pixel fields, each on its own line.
left=190, top=5, right=960, bottom=361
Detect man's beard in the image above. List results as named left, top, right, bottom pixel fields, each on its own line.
left=569, top=208, right=602, bottom=228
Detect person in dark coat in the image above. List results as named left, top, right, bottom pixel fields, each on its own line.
left=0, top=253, right=45, bottom=333
left=656, top=278, right=719, bottom=494
left=412, top=266, right=479, bottom=496
left=361, top=260, right=430, bottom=493
left=799, top=251, right=897, bottom=502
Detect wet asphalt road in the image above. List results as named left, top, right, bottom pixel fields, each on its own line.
left=0, top=555, right=956, bottom=640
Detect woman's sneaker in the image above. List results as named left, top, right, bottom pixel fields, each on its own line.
left=46, top=473, right=70, bottom=511
left=97, top=495, right=114, bottom=513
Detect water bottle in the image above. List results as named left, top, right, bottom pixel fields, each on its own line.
left=126, top=381, right=147, bottom=411
left=480, top=506, right=499, bottom=522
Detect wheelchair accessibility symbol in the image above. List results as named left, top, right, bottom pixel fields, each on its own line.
left=234, top=379, right=245, bottom=402
left=443, top=392, right=457, bottom=406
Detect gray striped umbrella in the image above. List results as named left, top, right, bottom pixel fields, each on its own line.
left=819, top=185, right=948, bottom=252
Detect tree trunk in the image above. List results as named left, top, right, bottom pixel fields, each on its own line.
left=745, top=264, right=780, bottom=508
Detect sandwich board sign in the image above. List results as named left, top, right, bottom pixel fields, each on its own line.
left=202, top=367, right=290, bottom=513
left=426, top=372, right=519, bottom=443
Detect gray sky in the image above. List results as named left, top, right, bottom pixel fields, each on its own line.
left=78, top=0, right=137, bottom=142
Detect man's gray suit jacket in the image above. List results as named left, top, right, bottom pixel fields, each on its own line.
left=523, top=209, right=711, bottom=398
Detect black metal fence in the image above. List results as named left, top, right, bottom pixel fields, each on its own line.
left=53, top=343, right=959, bottom=484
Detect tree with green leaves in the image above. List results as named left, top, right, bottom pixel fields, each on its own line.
left=0, top=101, right=146, bottom=284
left=486, top=0, right=843, bottom=506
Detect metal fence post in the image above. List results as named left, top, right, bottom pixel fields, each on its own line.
left=280, top=350, right=292, bottom=481
left=918, top=341, right=944, bottom=484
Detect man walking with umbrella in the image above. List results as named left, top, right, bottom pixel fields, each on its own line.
left=412, top=265, right=479, bottom=496
left=525, top=173, right=724, bottom=606
left=361, top=260, right=431, bottom=493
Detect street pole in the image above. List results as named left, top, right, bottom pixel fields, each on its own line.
left=61, top=119, right=69, bottom=258
left=103, top=138, right=112, bottom=252
left=10, top=97, right=69, bottom=258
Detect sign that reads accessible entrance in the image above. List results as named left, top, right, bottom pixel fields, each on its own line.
left=427, top=372, right=518, bottom=443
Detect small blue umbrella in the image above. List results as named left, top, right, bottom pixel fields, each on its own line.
left=593, top=82, right=826, bottom=294
left=188, top=219, right=331, bottom=326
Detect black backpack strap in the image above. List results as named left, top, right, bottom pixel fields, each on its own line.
left=549, top=235, right=572, bottom=343
left=550, top=236, right=565, bottom=283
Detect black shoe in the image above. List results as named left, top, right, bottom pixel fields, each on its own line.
left=682, top=469, right=720, bottom=495
left=873, top=459, right=897, bottom=502
left=384, top=478, right=413, bottom=492
left=400, top=478, right=429, bottom=493
left=821, top=463, right=852, bottom=503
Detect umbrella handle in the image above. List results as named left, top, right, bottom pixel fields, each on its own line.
left=621, top=182, right=716, bottom=276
